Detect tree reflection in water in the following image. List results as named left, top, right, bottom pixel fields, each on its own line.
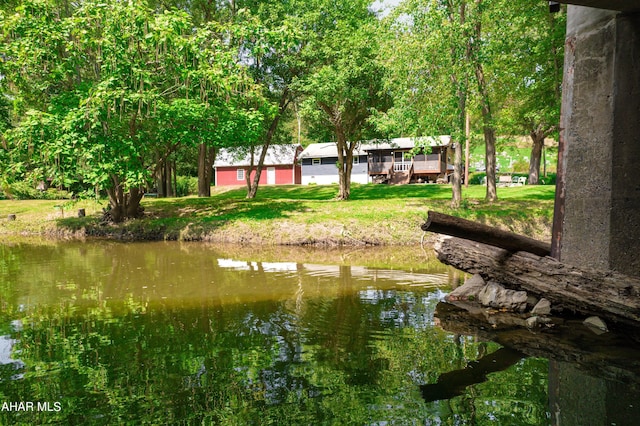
left=0, top=241, right=549, bottom=424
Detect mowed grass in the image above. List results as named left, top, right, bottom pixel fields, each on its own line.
left=0, top=183, right=556, bottom=244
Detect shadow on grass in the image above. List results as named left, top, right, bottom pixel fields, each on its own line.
left=51, top=196, right=309, bottom=242
left=205, top=183, right=457, bottom=201
left=350, top=184, right=453, bottom=200
left=52, top=183, right=555, bottom=239
left=253, top=185, right=340, bottom=200
left=199, top=199, right=309, bottom=222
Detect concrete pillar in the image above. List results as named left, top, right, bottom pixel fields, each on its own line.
left=553, top=6, right=640, bottom=275
left=551, top=7, right=640, bottom=426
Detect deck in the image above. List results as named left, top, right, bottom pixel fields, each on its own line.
left=368, top=153, right=446, bottom=183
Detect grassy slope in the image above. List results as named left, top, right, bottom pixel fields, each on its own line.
left=0, top=183, right=555, bottom=245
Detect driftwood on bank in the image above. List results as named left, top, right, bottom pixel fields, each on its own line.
left=422, top=211, right=551, bottom=256
left=433, top=235, right=640, bottom=324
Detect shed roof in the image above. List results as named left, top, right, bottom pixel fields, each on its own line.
left=300, top=142, right=369, bottom=159
left=300, top=136, right=451, bottom=159
left=363, top=136, right=451, bottom=151
left=214, top=144, right=301, bottom=167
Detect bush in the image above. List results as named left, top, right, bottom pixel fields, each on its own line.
left=468, top=172, right=486, bottom=185
left=176, top=176, right=199, bottom=197
left=467, top=172, right=556, bottom=186
left=538, top=173, right=556, bottom=185
left=0, top=181, right=72, bottom=200
left=510, top=160, right=529, bottom=173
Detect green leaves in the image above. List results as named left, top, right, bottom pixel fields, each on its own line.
left=1, top=0, right=267, bottom=212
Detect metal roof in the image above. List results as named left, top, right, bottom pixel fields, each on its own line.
left=362, top=136, right=451, bottom=151
left=300, top=142, right=368, bottom=159
left=214, top=144, right=301, bottom=167
left=300, top=136, right=451, bottom=159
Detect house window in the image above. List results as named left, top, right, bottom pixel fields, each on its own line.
left=312, top=158, right=321, bottom=165
left=237, top=169, right=245, bottom=181
left=353, top=156, right=360, bottom=165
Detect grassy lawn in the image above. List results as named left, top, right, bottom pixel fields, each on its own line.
left=0, top=183, right=556, bottom=245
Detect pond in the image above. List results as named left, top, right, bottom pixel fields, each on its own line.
left=0, top=240, right=638, bottom=425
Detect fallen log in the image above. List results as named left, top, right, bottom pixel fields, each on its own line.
left=434, top=236, right=640, bottom=324
left=421, top=211, right=551, bottom=256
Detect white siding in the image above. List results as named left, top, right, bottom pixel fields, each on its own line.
left=352, top=162, right=369, bottom=184
left=301, top=162, right=369, bottom=185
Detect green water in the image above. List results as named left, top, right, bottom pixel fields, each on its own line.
left=0, top=241, right=549, bottom=425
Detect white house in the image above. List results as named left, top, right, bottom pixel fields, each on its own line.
left=299, top=143, right=370, bottom=185
left=299, top=137, right=452, bottom=185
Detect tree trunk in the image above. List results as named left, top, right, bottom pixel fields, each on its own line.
left=335, top=128, right=354, bottom=201
left=448, top=0, right=467, bottom=208
left=247, top=143, right=270, bottom=199
left=433, top=235, right=640, bottom=325
left=476, top=66, right=497, bottom=202
left=165, top=160, right=175, bottom=197
left=246, top=89, right=290, bottom=199
left=198, top=144, right=216, bottom=197
left=472, top=0, right=497, bottom=202
left=156, top=160, right=166, bottom=197
left=451, top=141, right=463, bottom=208
left=528, top=130, right=545, bottom=185
left=126, top=187, right=144, bottom=217
left=106, top=177, right=144, bottom=223
left=464, top=112, right=470, bottom=188
left=155, top=158, right=175, bottom=198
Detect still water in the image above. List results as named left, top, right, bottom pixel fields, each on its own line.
left=0, top=240, right=549, bottom=424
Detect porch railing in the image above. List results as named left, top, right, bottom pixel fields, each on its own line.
left=369, top=154, right=444, bottom=174
left=393, top=162, right=412, bottom=172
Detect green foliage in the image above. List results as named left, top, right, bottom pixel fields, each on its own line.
left=0, top=0, right=268, bottom=218
left=377, top=0, right=472, bottom=139
left=291, top=0, right=390, bottom=199
left=491, top=0, right=565, bottom=138
left=295, top=1, right=389, bottom=141
left=175, top=176, right=198, bottom=197
left=0, top=181, right=72, bottom=200
left=0, top=240, right=551, bottom=424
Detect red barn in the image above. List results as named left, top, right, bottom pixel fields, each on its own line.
left=214, top=145, right=303, bottom=186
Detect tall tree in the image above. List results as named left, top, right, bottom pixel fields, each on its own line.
left=381, top=0, right=561, bottom=201
left=1, top=0, right=259, bottom=220
left=231, top=4, right=303, bottom=199
left=295, top=0, right=390, bottom=200
left=493, top=1, right=565, bottom=185
left=469, top=0, right=498, bottom=201
left=377, top=0, right=472, bottom=207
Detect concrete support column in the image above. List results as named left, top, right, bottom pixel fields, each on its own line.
left=553, top=6, right=640, bottom=275
left=551, top=7, right=640, bottom=426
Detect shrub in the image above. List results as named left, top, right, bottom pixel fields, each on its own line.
left=176, top=176, right=199, bottom=197
left=0, top=181, right=72, bottom=200
left=539, top=173, right=556, bottom=185
left=468, top=172, right=486, bottom=185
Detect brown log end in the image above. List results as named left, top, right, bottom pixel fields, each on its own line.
left=422, top=210, right=551, bottom=257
